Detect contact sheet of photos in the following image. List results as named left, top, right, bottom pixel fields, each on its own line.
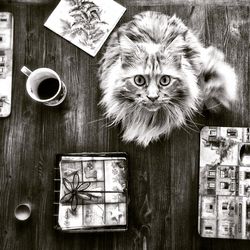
left=199, top=127, right=250, bottom=239
left=54, top=153, right=128, bottom=232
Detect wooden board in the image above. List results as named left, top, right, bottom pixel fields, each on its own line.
left=0, top=1, right=249, bottom=250
left=2, top=0, right=250, bottom=6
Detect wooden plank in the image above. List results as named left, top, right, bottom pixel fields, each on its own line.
left=1, top=0, right=250, bottom=6
left=127, top=0, right=250, bottom=6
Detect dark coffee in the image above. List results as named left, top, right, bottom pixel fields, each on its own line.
left=37, top=78, right=59, bottom=100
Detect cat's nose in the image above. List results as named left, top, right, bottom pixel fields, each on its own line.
left=147, top=95, right=159, bottom=102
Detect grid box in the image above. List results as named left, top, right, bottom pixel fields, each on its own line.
left=54, top=152, right=128, bottom=232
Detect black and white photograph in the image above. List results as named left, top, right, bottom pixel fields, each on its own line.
left=0, top=0, right=250, bottom=249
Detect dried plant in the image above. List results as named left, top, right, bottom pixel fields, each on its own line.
left=61, top=0, right=109, bottom=49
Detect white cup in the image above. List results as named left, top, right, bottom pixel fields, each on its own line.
left=14, top=203, right=32, bottom=221
left=21, top=66, right=67, bottom=106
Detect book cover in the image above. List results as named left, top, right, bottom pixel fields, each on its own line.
left=54, top=152, right=128, bottom=232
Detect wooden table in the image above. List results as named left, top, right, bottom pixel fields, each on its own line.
left=0, top=0, right=250, bottom=249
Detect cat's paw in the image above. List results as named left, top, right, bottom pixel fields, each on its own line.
left=201, top=46, right=237, bottom=111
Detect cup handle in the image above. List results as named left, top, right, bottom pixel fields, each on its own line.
left=21, top=66, right=32, bottom=77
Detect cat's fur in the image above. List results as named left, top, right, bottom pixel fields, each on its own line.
left=98, top=11, right=237, bottom=146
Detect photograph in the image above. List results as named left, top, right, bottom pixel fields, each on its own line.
left=0, top=0, right=249, bottom=249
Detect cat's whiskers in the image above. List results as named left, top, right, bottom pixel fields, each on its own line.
left=88, top=117, right=108, bottom=124
left=186, top=119, right=204, bottom=127
left=178, top=124, right=192, bottom=135
left=184, top=119, right=201, bottom=133
left=189, top=108, right=204, bottom=117
left=185, top=121, right=202, bottom=133
left=205, top=102, right=222, bottom=110
left=183, top=123, right=199, bottom=134
left=179, top=104, right=203, bottom=133
left=162, top=102, right=182, bottom=123
left=164, top=104, right=192, bottom=135
left=182, top=108, right=201, bottom=133
left=166, top=100, right=200, bottom=133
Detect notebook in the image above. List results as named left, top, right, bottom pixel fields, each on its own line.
left=54, top=152, right=128, bottom=232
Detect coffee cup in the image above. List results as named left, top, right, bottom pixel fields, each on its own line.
left=21, top=66, right=67, bottom=106
left=14, top=203, right=32, bottom=221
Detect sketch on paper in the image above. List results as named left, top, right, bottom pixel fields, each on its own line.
left=44, top=0, right=126, bottom=56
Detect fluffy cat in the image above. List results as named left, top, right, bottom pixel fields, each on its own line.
left=98, top=11, right=237, bottom=147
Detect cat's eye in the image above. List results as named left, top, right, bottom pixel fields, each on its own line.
left=159, top=75, right=171, bottom=86
left=134, top=75, right=146, bottom=86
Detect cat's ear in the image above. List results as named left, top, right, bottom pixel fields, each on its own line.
left=161, top=33, right=186, bottom=54
left=160, top=35, right=186, bottom=68
left=118, top=33, right=137, bottom=52
left=160, top=14, right=187, bottom=55
left=118, top=33, right=142, bottom=67
left=201, top=46, right=237, bottom=111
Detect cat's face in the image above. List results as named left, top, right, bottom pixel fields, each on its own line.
left=123, top=74, right=174, bottom=112
left=117, top=39, right=198, bottom=116
left=119, top=51, right=190, bottom=113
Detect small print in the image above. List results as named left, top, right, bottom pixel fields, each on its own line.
left=44, top=0, right=126, bottom=56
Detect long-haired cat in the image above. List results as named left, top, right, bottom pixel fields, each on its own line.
left=98, top=11, right=237, bottom=147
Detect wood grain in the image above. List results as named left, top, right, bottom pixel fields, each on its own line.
left=2, top=0, right=250, bottom=6
left=0, top=1, right=249, bottom=250
left=127, top=0, right=250, bottom=6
